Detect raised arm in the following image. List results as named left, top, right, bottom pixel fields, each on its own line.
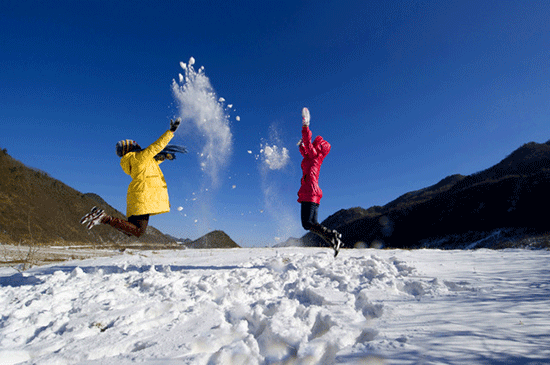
left=300, top=108, right=318, bottom=158
left=140, top=118, right=180, bottom=160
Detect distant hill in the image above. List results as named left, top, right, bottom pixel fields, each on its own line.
left=0, top=148, right=177, bottom=245
left=302, top=141, right=550, bottom=249
left=184, top=230, right=240, bottom=249
left=165, top=234, right=192, bottom=245
left=274, top=237, right=303, bottom=248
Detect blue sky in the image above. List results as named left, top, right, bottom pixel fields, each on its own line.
left=2, top=1, right=550, bottom=247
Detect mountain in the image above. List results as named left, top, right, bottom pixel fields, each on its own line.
left=274, top=237, right=303, bottom=248
left=302, top=141, right=550, bottom=249
left=0, top=148, right=177, bottom=246
left=184, top=230, right=240, bottom=249
left=164, top=234, right=192, bottom=245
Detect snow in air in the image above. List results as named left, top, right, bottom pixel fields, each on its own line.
left=172, top=57, right=233, bottom=188
left=262, top=145, right=290, bottom=171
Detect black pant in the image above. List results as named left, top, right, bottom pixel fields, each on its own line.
left=301, top=202, right=320, bottom=230
left=301, top=202, right=338, bottom=246
left=128, top=214, right=150, bottom=237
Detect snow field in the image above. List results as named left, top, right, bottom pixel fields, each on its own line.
left=0, top=248, right=549, bottom=364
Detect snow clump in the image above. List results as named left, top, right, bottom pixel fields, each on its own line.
left=262, top=145, right=290, bottom=170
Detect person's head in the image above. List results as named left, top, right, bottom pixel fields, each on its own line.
left=298, top=135, right=331, bottom=158
left=313, top=136, right=331, bottom=156
left=116, top=139, right=141, bottom=157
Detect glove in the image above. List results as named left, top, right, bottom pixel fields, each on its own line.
left=170, top=118, right=181, bottom=132
left=302, top=107, right=310, bottom=127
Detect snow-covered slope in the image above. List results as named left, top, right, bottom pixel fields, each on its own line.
left=1, top=247, right=549, bottom=364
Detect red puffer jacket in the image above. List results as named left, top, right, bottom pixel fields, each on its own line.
left=297, top=126, right=331, bottom=204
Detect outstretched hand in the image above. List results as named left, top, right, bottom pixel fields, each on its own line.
left=302, top=107, right=310, bottom=127
left=170, top=118, right=181, bottom=132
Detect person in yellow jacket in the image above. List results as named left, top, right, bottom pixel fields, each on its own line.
left=80, top=118, right=180, bottom=237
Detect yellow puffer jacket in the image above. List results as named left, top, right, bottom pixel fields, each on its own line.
left=120, top=130, right=174, bottom=217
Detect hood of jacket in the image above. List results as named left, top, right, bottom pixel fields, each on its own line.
left=301, top=135, right=331, bottom=158
left=313, top=135, right=331, bottom=157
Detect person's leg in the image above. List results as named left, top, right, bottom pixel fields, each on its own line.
left=302, top=202, right=336, bottom=243
left=301, top=202, right=319, bottom=230
left=128, top=214, right=150, bottom=237
left=102, top=214, right=150, bottom=237
left=82, top=207, right=149, bottom=238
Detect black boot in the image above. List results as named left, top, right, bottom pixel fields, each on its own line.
left=309, top=224, right=343, bottom=257
left=309, top=224, right=336, bottom=245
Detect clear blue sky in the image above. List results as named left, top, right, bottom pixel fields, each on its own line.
left=2, top=1, right=550, bottom=247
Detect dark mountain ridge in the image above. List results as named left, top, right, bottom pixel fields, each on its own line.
left=302, top=141, right=550, bottom=249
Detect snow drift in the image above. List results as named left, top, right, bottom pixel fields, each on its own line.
left=1, top=248, right=549, bottom=364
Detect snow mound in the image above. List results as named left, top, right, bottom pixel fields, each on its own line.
left=1, top=248, right=549, bottom=364
left=0, top=249, right=420, bottom=364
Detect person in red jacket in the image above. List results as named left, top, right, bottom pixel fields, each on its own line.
left=298, top=107, right=342, bottom=255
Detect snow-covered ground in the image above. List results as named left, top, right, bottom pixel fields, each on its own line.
left=1, top=247, right=549, bottom=364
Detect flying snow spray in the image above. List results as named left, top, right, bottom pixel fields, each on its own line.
left=257, top=124, right=300, bottom=244
left=171, top=57, right=234, bottom=188
left=171, top=57, right=236, bottom=235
